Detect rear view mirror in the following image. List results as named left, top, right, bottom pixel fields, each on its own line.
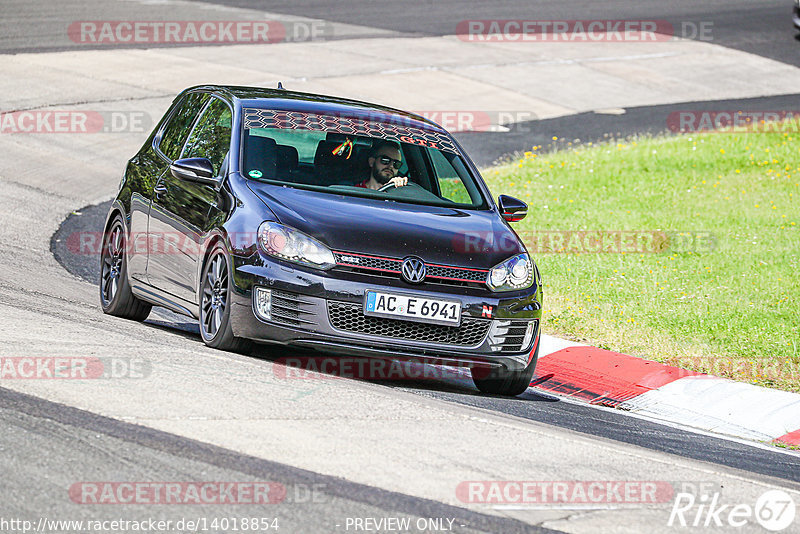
left=170, top=158, right=219, bottom=186
left=497, top=195, right=527, bottom=222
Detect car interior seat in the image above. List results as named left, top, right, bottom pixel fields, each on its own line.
left=243, top=134, right=278, bottom=180
left=275, top=144, right=299, bottom=181
left=313, top=140, right=358, bottom=186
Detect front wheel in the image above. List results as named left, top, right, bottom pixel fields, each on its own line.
left=471, top=343, right=539, bottom=396
left=199, top=243, right=251, bottom=353
left=99, top=215, right=151, bottom=321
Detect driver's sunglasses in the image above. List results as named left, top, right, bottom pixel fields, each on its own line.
left=377, top=155, right=402, bottom=169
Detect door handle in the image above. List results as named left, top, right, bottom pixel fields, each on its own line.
left=153, top=184, right=168, bottom=195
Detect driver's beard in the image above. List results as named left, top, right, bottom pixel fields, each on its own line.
left=371, top=165, right=393, bottom=185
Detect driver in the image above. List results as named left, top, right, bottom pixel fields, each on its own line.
left=355, top=141, right=409, bottom=190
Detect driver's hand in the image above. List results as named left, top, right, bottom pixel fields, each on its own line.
left=389, top=176, right=408, bottom=188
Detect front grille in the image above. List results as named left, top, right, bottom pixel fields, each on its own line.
left=270, top=290, right=318, bottom=327
left=427, top=264, right=487, bottom=283
left=327, top=301, right=490, bottom=346
left=333, top=252, right=401, bottom=273
left=333, top=251, right=488, bottom=288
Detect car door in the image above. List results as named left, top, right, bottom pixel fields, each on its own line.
left=127, top=91, right=209, bottom=282
left=146, top=96, right=232, bottom=304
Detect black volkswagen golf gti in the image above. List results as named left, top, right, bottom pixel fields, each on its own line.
left=101, top=85, right=542, bottom=396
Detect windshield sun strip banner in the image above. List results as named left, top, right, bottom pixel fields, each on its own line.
left=242, top=108, right=460, bottom=155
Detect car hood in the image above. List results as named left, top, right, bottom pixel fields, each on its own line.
left=247, top=182, right=524, bottom=269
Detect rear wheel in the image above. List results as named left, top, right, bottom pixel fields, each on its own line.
left=99, top=216, right=151, bottom=321
left=199, top=243, right=251, bottom=353
left=471, top=343, right=539, bottom=396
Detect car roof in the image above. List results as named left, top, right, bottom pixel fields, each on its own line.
left=182, top=84, right=445, bottom=133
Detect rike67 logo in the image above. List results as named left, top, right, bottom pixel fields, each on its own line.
left=668, top=486, right=796, bottom=531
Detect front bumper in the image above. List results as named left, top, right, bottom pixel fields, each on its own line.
left=229, top=257, right=542, bottom=371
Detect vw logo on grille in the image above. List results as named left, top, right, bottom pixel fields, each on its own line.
left=401, top=257, right=426, bottom=284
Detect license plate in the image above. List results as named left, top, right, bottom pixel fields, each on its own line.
left=364, top=291, right=461, bottom=326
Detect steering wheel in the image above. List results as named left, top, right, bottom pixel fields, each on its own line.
left=378, top=178, right=421, bottom=193
left=375, top=181, right=441, bottom=202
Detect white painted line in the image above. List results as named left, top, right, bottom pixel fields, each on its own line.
left=593, top=108, right=627, bottom=115
left=552, top=390, right=800, bottom=457
left=538, top=334, right=586, bottom=358
left=621, top=376, right=800, bottom=442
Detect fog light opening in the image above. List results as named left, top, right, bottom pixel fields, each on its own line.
left=254, top=287, right=272, bottom=321
left=522, top=321, right=536, bottom=349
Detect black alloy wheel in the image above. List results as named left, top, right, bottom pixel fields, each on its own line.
left=99, top=216, right=151, bottom=321
left=199, top=243, right=251, bottom=353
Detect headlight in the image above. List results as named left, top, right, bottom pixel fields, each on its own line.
left=257, top=222, right=335, bottom=270
left=486, top=253, right=536, bottom=291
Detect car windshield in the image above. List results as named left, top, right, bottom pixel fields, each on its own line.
left=240, top=108, right=487, bottom=208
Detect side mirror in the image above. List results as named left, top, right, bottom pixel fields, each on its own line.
left=497, top=194, right=527, bottom=222
left=170, top=158, right=219, bottom=186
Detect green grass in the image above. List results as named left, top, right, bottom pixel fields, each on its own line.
left=483, top=123, right=800, bottom=392
left=439, top=177, right=473, bottom=204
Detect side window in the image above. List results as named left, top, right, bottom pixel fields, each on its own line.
left=181, top=98, right=232, bottom=177
left=158, top=92, right=209, bottom=161
left=429, top=149, right=472, bottom=204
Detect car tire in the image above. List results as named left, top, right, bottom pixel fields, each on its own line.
left=199, top=242, right=252, bottom=353
left=100, top=215, right=152, bottom=321
left=471, top=343, right=539, bottom=396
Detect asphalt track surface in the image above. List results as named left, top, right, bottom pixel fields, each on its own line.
left=5, top=0, right=800, bottom=68
left=2, top=0, right=799, bottom=166
left=200, top=0, right=800, bottom=68
left=53, top=202, right=800, bottom=485
left=458, top=93, right=800, bottom=167
left=6, top=1, right=800, bottom=532
left=1, top=386, right=552, bottom=534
